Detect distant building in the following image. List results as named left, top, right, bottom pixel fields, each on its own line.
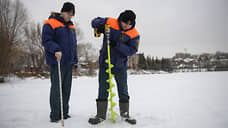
left=174, top=53, right=191, bottom=59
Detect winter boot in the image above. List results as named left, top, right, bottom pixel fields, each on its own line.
left=88, top=100, right=108, bottom=125
left=64, top=115, right=71, bottom=119
left=119, top=101, right=136, bottom=125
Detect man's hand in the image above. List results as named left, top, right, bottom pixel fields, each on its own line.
left=55, top=51, right=62, bottom=62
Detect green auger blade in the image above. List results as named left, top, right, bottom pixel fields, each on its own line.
left=105, top=69, right=111, bottom=73
left=111, top=111, right=117, bottom=116
left=110, top=64, right=114, bottom=68
left=110, top=92, right=116, bottom=97
left=106, top=79, right=111, bottom=83
left=111, top=102, right=116, bottom=107
left=106, top=74, right=114, bottom=80
left=109, top=111, right=117, bottom=122
left=105, top=24, right=117, bottom=122
left=109, top=94, right=115, bottom=99
left=107, top=88, right=112, bottom=92
left=109, top=117, right=117, bottom=122
left=110, top=83, right=115, bottom=88
left=110, top=74, right=114, bottom=79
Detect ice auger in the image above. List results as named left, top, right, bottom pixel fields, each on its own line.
left=104, top=24, right=117, bottom=122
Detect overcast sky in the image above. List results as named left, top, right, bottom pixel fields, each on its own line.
left=21, top=0, right=228, bottom=58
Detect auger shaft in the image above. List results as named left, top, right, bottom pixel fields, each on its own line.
left=105, top=24, right=117, bottom=122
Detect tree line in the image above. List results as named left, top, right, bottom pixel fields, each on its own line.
left=137, top=54, right=173, bottom=72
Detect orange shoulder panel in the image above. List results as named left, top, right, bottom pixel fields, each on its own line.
left=106, top=18, right=120, bottom=30
left=69, top=25, right=75, bottom=29
left=44, top=18, right=65, bottom=29
left=122, top=28, right=139, bottom=39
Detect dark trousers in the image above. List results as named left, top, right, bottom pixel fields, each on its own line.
left=49, top=65, right=73, bottom=120
left=98, top=66, right=129, bottom=102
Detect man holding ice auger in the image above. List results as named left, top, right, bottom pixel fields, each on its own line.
left=88, top=10, right=140, bottom=125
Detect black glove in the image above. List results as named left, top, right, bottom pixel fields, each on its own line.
left=97, top=24, right=105, bottom=33
left=109, top=40, right=117, bottom=48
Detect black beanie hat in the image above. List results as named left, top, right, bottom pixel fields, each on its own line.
left=61, top=2, right=75, bottom=16
left=118, top=10, right=136, bottom=25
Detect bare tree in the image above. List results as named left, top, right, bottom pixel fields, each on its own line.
left=23, top=23, right=45, bottom=74
left=0, top=31, right=11, bottom=77
left=77, top=42, right=98, bottom=63
left=77, top=42, right=98, bottom=76
left=0, top=0, right=27, bottom=80
left=73, top=21, right=98, bottom=76
left=0, top=0, right=27, bottom=43
left=74, top=22, right=84, bottom=41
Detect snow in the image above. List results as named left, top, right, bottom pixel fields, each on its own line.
left=128, top=70, right=168, bottom=75
left=0, top=72, right=228, bottom=128
left=174, top=58, right=183, bottom=61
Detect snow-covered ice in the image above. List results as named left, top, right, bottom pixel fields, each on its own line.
left=0, top=71, right=228, bottom=128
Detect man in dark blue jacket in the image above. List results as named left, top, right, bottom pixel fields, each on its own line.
left=88, top=10, right=140, bottom=125
left=42, top=2, right=77, bottom=122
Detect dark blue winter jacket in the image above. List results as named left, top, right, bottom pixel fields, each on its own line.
left=92, top=17, right=140, bottom=69
left=42, top=12, right=78, bottom=65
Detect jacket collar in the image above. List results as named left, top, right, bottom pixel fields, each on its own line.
left=48, top=12, right=73, bottom=25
